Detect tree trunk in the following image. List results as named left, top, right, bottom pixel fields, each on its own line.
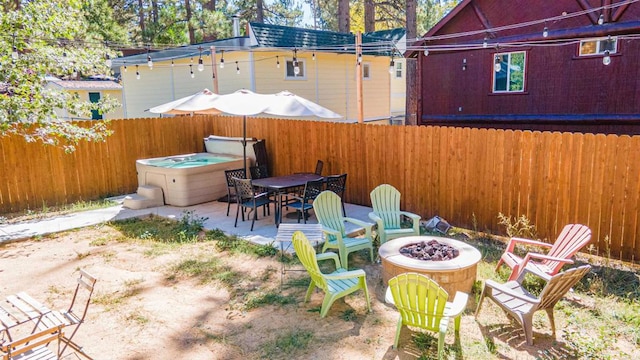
left=185, top=0, right=195, bottom=44
left=364, top=0, right=375, bottom=32
left=256, top=0, right=264, bottom=23
left=151, top=0, right=158, bottom=23
left=338, top=0, right=350, bottom=33
left=405, top=0, right=418, bottom=125
left=138, top=0, right=145, bottom=34
left=205, top=0, right=216, bottom=11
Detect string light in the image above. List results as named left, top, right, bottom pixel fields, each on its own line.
left=494, top=56, right=502, bottom=72
left=293, top=49, right=300, bottom=75
left=197, top=47, right=204, bottom=71
left=190, top=64, right=195, bottom=78
left=123, top=61, right=127, bottom=72
left=312, top=52, right=316, bottom=60
left=598, top=14, right=605, bottom=25
left=11, top=46, right=18, bottom=60
left=235, top=61, right=240, bottom=74
left=462, top=58, right=467, bottom=71
left=147, top=51, right=153, bottom=69
left=542, top=26, right=549, bottom=38
left=171, top=59, right=174, bottom=67
left=276, top=55, right=280, bottom=68
left=136, top=64, right=140, bottom=79
left=483, top=37, right=488, bottom=48
left=423, top=48, right=429, bottom=56
left=105, top=54, right=112, bottom=67
left=220, top=50, right=225, bottom=68
left=389, top=57, right=394, bottom=74
left=603, top=50, right=611, bottom=65
left=357, top=52, right=362, bottom=65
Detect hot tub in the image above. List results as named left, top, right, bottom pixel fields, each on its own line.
left=136, top=153, right=244, bottom=206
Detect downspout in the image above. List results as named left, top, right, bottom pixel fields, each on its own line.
left=249, top=51, right=255, bottom=91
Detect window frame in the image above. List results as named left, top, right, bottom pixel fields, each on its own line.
left=362, top=62, right=371, bottom=80
left=578, top=36, right=618, bottom=57
left=492, top=51, right=526, bottom=94
left=285, top=59, right=306, bottom=80
left=395, top=61, right=403, bottom=79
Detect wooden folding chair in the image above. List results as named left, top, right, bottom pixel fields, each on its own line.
left=37, top=269, right=97, bottom=359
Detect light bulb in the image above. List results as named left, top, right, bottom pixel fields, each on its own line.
left=11, top=47, right=18, bottom=60
left=197, top=58, right=204, bottom=71
left=72, top=68, right=78, bottom=78
left=294, top=62, right=300, bottom=75
left=312, top=52, right=316, bottom=60
left=220, top=58, right=224, bottom=68
left=123, top=65, right=127, bottom=72
left=462, top=59, right=467, bottom=71
left=171, top=60, right=174, bottom=67
left=389, top=60, right=394, bottom=74
left=598, top=14, right=604, bottom=25
left=147, top=55, right=153, bottom=69
left=423, top=48, right=429, bottom=56
left=603, top=51, right=611, bottom=65
left=483, top=38, right=488, bottom=48
left=357, top=53, right=362, bottom=64
left=191, top=71, right=195, bottom=78
left=276, top=56, right=280, bottom=68
left=543, top=26, right=549, bottom=38
left=494, top=58, right=501, bottom=72
left=136, top=71, right=140, bottom=79
left=105, top=55, right=112, bottom=67
left=236, top=61, right=240, bottom=74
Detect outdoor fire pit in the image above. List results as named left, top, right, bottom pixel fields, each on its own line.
left=379, top=236, right=481, bottom=296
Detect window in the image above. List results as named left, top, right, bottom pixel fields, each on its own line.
left=579, top=37, right=617, bottom=56
left=362, top=63, right=370, bottom=79
left=395, top=61, right=403, bottom=78
left=285, top=59, right=305, bottom=79
left=493, top=51, right=526, bottom=93
left=88, top=92, right=103, bottom=120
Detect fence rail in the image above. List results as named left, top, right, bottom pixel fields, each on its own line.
left=1, top=116, right=638, bottom=262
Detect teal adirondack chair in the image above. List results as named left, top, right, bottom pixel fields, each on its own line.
left=292, top=231, right=371, bottom=318
left=313, top=191, right=374, bottom=269
left=386, top=273, right=468, bottom=358
left=369, top=184, right=421, bottom=245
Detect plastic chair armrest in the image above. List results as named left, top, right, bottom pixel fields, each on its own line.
left=444, top=291, right=469, bottom=318
left=484, top=280, right=540, bottom=304
left=399, top=211, right=421, bottom=222
left=507, top=237, right=552, bottom=251
left=324, top=269, right=366, bottom=280
left=320, top=226, right=341, bottom=237
left=344, top=217, right=374, bottom=230
left=316, top=252, right=340, bottom=268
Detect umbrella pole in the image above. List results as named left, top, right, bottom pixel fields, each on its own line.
left=243, top=115, right=247, bottom=177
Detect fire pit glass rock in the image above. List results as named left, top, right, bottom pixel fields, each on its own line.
left=399, top=240, right=460, bottom=261
left=379, top=236, right=482, bottom=296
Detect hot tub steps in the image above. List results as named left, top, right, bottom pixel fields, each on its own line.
left=123, top=185, right=165, bottom=210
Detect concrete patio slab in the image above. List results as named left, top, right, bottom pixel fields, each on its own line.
left=0, top=197, right=375, bottom=247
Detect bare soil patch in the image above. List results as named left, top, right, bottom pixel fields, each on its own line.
left=0, top=223, right=637, bottom=359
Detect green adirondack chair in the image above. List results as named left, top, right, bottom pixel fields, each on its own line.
left=312, top=191, right=374, bottom=269
left=386, top=273, right=468, bottom=358
left=369, top=184, right=421, bottom=244
left=292, top=231, right=371, bottom=318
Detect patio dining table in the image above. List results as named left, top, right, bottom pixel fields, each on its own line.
left=252, top=173, right=323, bottom=227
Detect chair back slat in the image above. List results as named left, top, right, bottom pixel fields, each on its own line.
left=2, top=325, right=63, bottom=359
left=234, top=178, right=255, bottom=201
left=303, top=179, right=324, bottom=202
left=314, top=160, right=324, bottom=176
left=537, top=265, right=591, bottom=309
left=388, top=273, right=449, bottom=331
left=370, top=184, right=403, bottom=228
left=545, top=224, right=592, bottom=272
left=292, top=231, right=328, bottom=292
left=313, top=191, right=347, bottom=241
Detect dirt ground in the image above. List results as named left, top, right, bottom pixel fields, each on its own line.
left=0, top=224, right=635, bottom=360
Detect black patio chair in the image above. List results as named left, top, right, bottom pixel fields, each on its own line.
left=233, top=178, right=273, bottom=231
left=224, top=168, right=246, bottom=216
left=325, top=173, right=347, bottom=216
left=284, top=179, right=325, bottom=223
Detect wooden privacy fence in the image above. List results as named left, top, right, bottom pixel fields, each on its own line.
left=0, top=116, right=638, bottom=262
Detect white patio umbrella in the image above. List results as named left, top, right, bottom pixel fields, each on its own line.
left=146, top=89, right=222, bottom=115
left=207, top=89, right=343, bottom=172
